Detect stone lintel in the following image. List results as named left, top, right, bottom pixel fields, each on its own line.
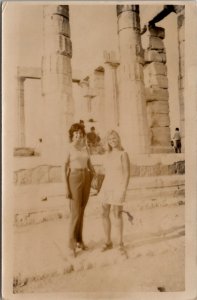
left=44, top=5, right=69, bottom=19
left=17, top=67, right=41, bottom=79
left=148, top=26, right=165, bottom=39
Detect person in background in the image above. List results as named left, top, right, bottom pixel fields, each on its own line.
left=173, top=127, right=182, bottom=153
left=87, top=126, right=101, bottom=148
left=98, top=130, right=130, bottom=256
left=64, top=123, right=95, bottom=257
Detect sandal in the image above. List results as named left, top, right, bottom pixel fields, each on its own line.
left=77, top=243, right=88, bottom=250
left=101, top=242, right=113, bottom=252
left=118, top=243, right=128, bottom=257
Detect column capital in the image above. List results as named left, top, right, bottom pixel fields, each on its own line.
left=103, top=51, right=120, bottom=67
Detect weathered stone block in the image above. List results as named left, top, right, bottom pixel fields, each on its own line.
left=49, top=166, right=62, bottom=182
left=45, top=35, right=72, bottom=58
left=44, top=15, right=70, bottom=37
left=151, top=127, right=171, bottom=146
left=147, top=111, right=170, bottom=127
left=32, top=166, right=50, bottom=184
left=144, top=62, right=167, bottom=76
left=145, top=74, right=168, bottom=89
left=44, top=5, right=69, bottom=19
left=144, top=50, right=166, bottom=63
left=146, top=100, right=169, bottom=114
left=16, top=169, right=32, bottom=185
left=149, top=36, right=164, bottom=50
left=43, top=54, right=72, bottom=75
left=149, top=27, right=165, bottom=39
left=168, top=163, right=176, bottom=175
left=145, top=87, right=169, bottom=101
left=176, top=161, right=185, bottom=174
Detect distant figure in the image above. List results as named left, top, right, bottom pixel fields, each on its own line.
left=173, top=127, right=181, bottom=153
left=79, top=120, right=85, bottom=131
left=98, top=130, right=130, bottom=256
left=87, top=127, right=100, bottom=147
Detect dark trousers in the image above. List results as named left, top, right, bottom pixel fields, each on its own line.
left=175, top=140, right=181, bottom=153
left=68, top=169, right=91, bottom=249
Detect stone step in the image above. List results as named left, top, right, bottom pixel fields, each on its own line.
left=13, top=175, right=185, bottom=227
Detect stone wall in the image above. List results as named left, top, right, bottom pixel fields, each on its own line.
left=144, top=26, right=171, bottom=153
left=14, top=159, right=185, bottom=185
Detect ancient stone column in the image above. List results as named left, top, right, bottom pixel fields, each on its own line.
left=17, top=77, right=26, bottom=147
left=144, top=26, right=171, bottom=153
left=176, top=6, right=185, bottom=152
left=104, top=51, right=120, bottom=130
left=117, top=5, right=150, bottom=154
left=42, top=5, right=74, bottom=162
left=93, top=67, right=105, bottom=135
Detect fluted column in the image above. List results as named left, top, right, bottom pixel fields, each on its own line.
left=42, top=5, right=74, bottom=162
left=17, top=77, right=26, bottom=147
left=104, top=51, right=119, bottom=130
left=177, top=6, right=185, bottom=152
left=117, top=5, right=150, bottom=154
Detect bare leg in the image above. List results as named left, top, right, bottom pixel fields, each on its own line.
left=113, top=205, right=123, bottom=245
left=102, top=204, right=111, bottom=244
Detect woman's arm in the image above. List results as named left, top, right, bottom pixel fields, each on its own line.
left=87, top=157, right=96, bottom=175
left=121, top=152, right=130, bottom=191
left=64, top=149, right=72, bottom=199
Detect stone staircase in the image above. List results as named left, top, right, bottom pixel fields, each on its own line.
left=14, top=174, right=184, bottom=227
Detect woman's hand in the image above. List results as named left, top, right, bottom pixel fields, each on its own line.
left=65, top=189, right=72, bottom=199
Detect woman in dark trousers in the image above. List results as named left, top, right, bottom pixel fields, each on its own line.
left=64, top=123, right=95, bottom=257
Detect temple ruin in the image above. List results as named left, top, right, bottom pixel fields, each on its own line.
left=14, top=4, right=185, bottom=187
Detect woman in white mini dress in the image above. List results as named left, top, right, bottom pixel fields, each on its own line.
left=99, top=130, right=130, bottom=254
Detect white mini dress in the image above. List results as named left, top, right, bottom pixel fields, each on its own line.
left=99, top=150, right=127, bottom=206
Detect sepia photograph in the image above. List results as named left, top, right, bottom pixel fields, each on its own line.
left=2, top=1, right=197, bottom=299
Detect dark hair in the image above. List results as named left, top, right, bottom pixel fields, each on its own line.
left=91, top=126, right=95, bottom=130
left=175, top=127, right=179, bottom=131
left=69, top=123, right=85, bottom=142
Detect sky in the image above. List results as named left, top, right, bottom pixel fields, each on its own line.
left=3, top=2, right=181, bottom=137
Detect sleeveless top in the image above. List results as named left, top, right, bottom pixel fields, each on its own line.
left=66, top=144, right=89, bottom=169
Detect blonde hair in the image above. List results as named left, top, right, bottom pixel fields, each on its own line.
left=105, top=130, right=124, bottom=152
